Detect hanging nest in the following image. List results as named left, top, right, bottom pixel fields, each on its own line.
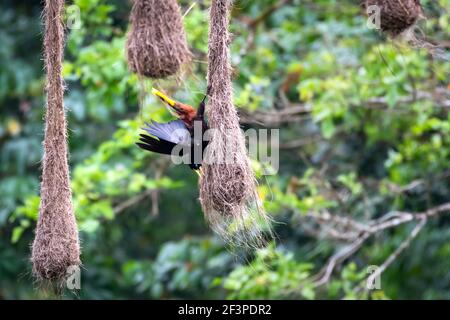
left=364, top=0, right=423, bottom=36
left=126, top=0, right=191, bottom=79
left=199, top=0, right=272, bottom=248
left=31, top=0, right=80, bottom=282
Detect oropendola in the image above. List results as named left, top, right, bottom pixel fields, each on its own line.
left=136, top=88, right=209, bottom=171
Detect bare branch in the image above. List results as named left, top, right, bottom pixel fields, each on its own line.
left=312, top=232, right=370, bottom=287
left=364, top=88, right=450, bottom=109
left=113, top=189, right=154, bottom=214
left=366, top=218, right=427, bottom=288
left=309, top=202, right=450, bottom=287
left=238, top=87, right=449, bottom=126
left=239, top=104, right=311, bottom=126
left=279, top=135, right=322, bottom=149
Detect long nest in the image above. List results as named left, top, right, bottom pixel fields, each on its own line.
left=364, top=0, right=423, bottom=36
left=199, top=0, right=272, bottom=248
left=31, top=0, right=80, bottom=282
left=126, top=0, right=191, bottom=79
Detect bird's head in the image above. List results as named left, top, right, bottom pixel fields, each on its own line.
left=151, top=88, right=197, bottom=124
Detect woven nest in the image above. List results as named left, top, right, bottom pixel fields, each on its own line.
left=205, top=164, right=251, bottom=213
left=126, top=0, right=191, bottom=78
left=365, top=0, right=423, bottom=36
left=31, top=0, right=80, bottom=282
left=199, top=0, right=271, bottom=248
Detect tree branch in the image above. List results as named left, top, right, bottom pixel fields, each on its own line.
left=366, top=218, right=427, bottom=288
left=312, top=232, right=370, bottom=287
left=238, top=87, right=449, bottom=126
left=309, top=202, right=450, bottom=287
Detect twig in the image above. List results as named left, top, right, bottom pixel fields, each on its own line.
left=312, top=233, right=370, bottom=287
left=238, top=87, right=449, bottom=126
left=239, top=104, right=312, bottom=126
left=366, top=217, right=427, bottom=288
left=279, top=135, right=322, bottom=149
left=113, top=189, right=154, bottom=214
left=183, top=2, right=196, bottom=18
left=308, top=202, right=450, bottom=287
left=246, top=0, right=292, bottom=29
left=364, top=88, right=450, bottom=109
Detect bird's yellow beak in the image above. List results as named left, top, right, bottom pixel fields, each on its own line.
left=152, top=88, right=176, bottom=107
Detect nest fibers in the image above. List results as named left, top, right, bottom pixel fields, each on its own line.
left=126, top=0, right=191, bottom=79
left=364, top=0, right=423, bottom=36
left=31, top=0, right=80, bottom=282
left=199, top=0, right=272, bottom=248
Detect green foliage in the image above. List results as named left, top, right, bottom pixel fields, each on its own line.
left=224, top=245, right=314, bottom=299
left=123, top=238, right=234, bottom=299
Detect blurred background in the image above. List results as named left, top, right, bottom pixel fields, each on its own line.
left=0, top=0, right=449, bottom=299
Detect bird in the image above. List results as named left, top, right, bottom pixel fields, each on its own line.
left=136, top=88, right=209, bottom=172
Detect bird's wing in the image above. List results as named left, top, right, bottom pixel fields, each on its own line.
left=143, top=120, right=190, bottom=145
left=136, top=134, right=179, bottom=155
